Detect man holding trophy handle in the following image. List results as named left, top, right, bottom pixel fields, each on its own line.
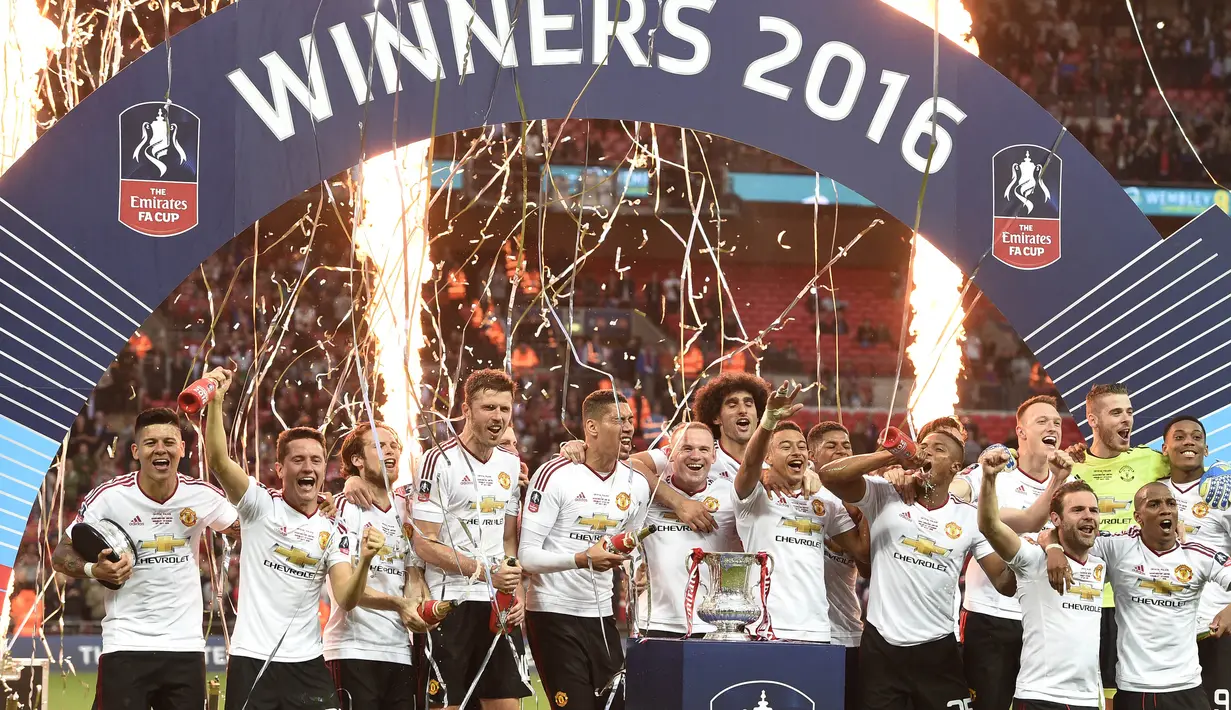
left=732, top=381, right=866, bottom=643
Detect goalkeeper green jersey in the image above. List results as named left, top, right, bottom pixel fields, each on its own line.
left=1073, top=445, right=1170, bottom=606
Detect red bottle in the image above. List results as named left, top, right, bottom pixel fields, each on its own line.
left=489, top=557, right=519, bottom=634
left=604, top=525, right=657, bottom=554
left=178, top=377, right=218, bottom=415
left=418, top=599, right=456, bottom=624
left=881, top=427, right=919, bottom=465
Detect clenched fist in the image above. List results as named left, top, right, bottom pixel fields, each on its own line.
left=359, top=527, right=386, bottom=561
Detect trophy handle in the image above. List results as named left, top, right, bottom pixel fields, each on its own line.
left=761, top=551, right=775, bottom=576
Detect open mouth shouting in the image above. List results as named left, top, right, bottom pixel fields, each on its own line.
left=1041, top=434, right=1058, bottom=449
left=151, top=454, right=173, bottom=473
left=486, top=420, right=505, bottom=441
left=786, top=456, right=806, bottom=475
left=382, top=456, right=398, bottom=475
left=619, top=435, right=634, bottom=457
left=1115, top=426, right=1131, bottom=447
left=1158, top=516, right=1176, bottom=536
left=734, top=415, right=752, bottom=436
left=295, top=472, right=319, bottom=495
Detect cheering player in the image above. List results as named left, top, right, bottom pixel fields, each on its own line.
left=978, top=448, right=1104, bottom=710
left=519, top=390, right=651, bottom=710
left=1073, top=383, right=1169, bottom=705
left=203, top=368, right=384, bottom=710
left=959, top=395, right=1075, bottom=710
left=325, top=421, right=431, bottom=709
left=52, top=407, right=239, bottom=710
left=1045, top=482, right=1231, bottom=710
left=692, top=373, right=770, bottom=482
left=734, top=383, right=865, bottom=642
left=807, top=421, right=869, bottom=710
left=413, top=369, right=530, bottom=709
left=1157, top=415, right=1231, bottom=707
left=635, top=423, right=739, bottom=637
left=818, top=427, right=1016, bottom=710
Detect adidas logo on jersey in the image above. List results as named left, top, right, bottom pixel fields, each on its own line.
left=1016, top=485, right=1027, bottom=494
left=461, top=475, right=472, bottom=484
left=130, top=515, right=143, bottom=525
left=899, top=511, right=912, bottom=521
left=1134, top=564, right=1145, bottom=574
left=575, top=492, right=588, bottom=502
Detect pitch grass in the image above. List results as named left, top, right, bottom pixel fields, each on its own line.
left=48, top=671, right=549, bottom=709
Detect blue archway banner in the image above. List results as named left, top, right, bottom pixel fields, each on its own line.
left=0, top=0, right=1228, bottom=587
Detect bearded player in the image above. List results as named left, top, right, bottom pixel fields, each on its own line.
left=413, top=369, right=530, bottom=709
left=203, top=368, right=384, bottom=710
left=520, top=390, right=651, bottom=710
left=978, top=449, right=1104, bottom=710
left=818, top=427, right=1016, bottom=710
left=325, top=421, right=431, bottom=709
left=1072, top=383, right=1169, bottom=705
left=1044, top=482, right=1231, bottom=710
left=52, top=407, right=239, bottom=710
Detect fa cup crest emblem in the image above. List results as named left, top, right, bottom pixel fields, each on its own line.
left=118, top=101, right=200, bottom=237
left=132, top=107, right=188, bottom=177
left=1003, top=150, right=1051, bottom=214
left=991, top=144, right=1062, bottom=270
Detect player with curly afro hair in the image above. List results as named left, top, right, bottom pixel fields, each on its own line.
left=691, top=372, right=770, bottom=480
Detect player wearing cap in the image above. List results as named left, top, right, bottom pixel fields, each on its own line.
left=978, top=448, right=1104, bottom=710
left=412, top=370, right=530, bottom=709
left=806, top=421, right=869, bottom=710
left=519, top=390, right=651, bottom=710
left=1156, top=415, right=1231, bottom=708
left=1072, top=383, right=1169, bottom=705
left=733, top=383, right=866, bottom=643
left=52, top=407, right=239, bottom=710
left=958, top=395, right=1076, bottom=710
left=1044, top=481, right=1231, bottom=710
left=324, top=421, right=431, bottom=710
left=818, top=426, right=1016, bottom=710
left=634, top=423, right=739, bottom=637
left=203, top=368, right=384, bottom=710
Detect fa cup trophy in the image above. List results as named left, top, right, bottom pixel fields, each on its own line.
left=683, top=550, right=774, bottom=640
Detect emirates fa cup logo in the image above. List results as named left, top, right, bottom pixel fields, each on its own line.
left=131, top=106, right=188, bottom=177
left=1002, top=150, right=1051, bottom=215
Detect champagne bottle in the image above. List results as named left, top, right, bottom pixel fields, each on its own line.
left=419, top=599, right=457, bottom=624
left=489, top=556, right=519, bottom=634
left=604, top=525, right=657, bottom=554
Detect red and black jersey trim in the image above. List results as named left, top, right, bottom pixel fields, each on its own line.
left=530, top=456, right=570, bottom=493
left=80, top=472, right=138, bottom=507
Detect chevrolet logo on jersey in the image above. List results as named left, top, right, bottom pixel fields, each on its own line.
left=140, top=535, right=188, bottom=554
left=1069, top=584, right=1102, bottom=601
left=900, top=536, right=950, bottom=557
left=1098, top=497, right=1130, bottom=514
left=377, top=545, right=402, bottom=562
left=779, top=517, right=823, bottom=535
left=275, top=545, right=321, bottom=568
left=577, top=514, right=619, bottom=531
left=1138, top=578, right=1185, bottom=595
left=479, top=496, right=506, bottom=514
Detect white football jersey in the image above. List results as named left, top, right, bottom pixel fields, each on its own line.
left=636, top=477, right=739, bottom=634
left=823, top=532, right=863, bottom=647
left=1163, top=477, right=1231, bottom=630
left=1095, top=530, right=1231, bottom=692
left=413, top=438, right=521, bottom=601
left=856, top=477, right=995, bottom=646
left=963, top=464, right=1052, bottom=619
left=736, top=482, right=854, bottom=642
left=230, top=481, right=347, bottom=663
left=711, top=443, right=741, bottom=483
left=519, top=457, right=651, bottom=617
left=1008, top=540, right=1105, bottom=706
left=323, top=494, right=420, bottom=664
left=69, top=473, right=237, bottom=654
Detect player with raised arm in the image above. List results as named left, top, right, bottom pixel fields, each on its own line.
left=959, top=395, right=1076, bottom=710
left=1043, top=481, right=1231, bottom=710
left=1072, top=383, right=1169, bottom=707
left=202, top=368, right=383, bottom=710
left=1156, top=415, right=1231, bottom=708
left=519, top=390, right=651, bottom=710
left=635, top=423, right=739, bottom=638
left=977, top=447, right=1104, bottom=710
left=818, top=425, right=1016, bottom=710
left=412, top=369, right=530, bottom=710
left=52, top=407, right=239, bottom=710
left=806, top=421, right=869, bottom=710
left=733, top=383, right=866, bottom=643
left=324, top=421, right=431, bottom=710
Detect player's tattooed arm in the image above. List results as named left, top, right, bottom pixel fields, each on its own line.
left=51, top=536, right=87, bottom=578
left=218, top=519, right=241, bottom=539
